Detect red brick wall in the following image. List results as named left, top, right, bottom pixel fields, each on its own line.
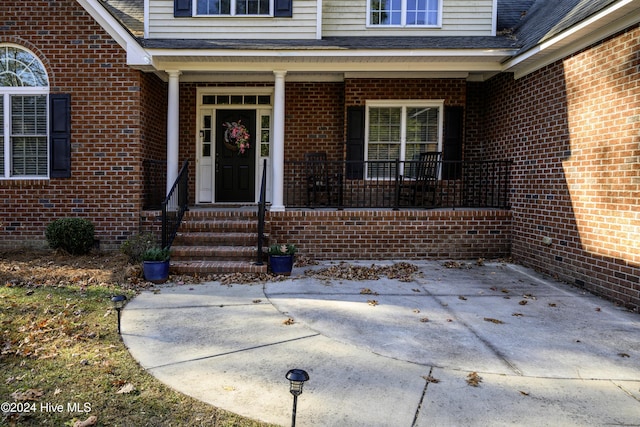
left=345, top=78, right=466, bottom=107
left=0, top=1, right=151, bottom=250
left=267, top=209, right=511, bottom=260
left=285, top=82, right=345, bottom=161
left=483, top=26, right=640, bottom=310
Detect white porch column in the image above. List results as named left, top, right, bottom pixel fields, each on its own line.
left=166, top=70, right=181, bottom=196
left=271, top=70, right=287, bottom=211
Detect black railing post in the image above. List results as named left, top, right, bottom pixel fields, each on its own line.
left=160, top=160, right=189, bottom=250
left=256, top=159, right=267, bottom=266
left=393, top=158, right=400, bottom=210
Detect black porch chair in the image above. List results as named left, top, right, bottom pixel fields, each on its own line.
left=399, top=152, right=442, bottom=207
left=305, top=152, right=330, bottom=206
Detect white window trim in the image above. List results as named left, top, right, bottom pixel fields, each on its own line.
left=366, top=0, right=442, bottom=28
left=194, top=0, right=273, bottom=17
left=0, top=44, right=50, bottom=180
left=364, top=99, right=444, bottom=179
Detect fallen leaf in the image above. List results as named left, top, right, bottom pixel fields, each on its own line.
left=466, top=372, right=482, bottom=387
left=252, top=299, right=262, bottom=303
left=116, top=383, right=135, bottom=394
left=519, top=390, right=530, bottom=396
left=360, top=288, right=378, bottom=295
left=458, top=295, right=467, bottom=301
left=412, top=309, right=420, bottom=313
left=283, top=318, right=295, bottom=325
left=548, top=303, right=557, bottom=307
left=420, top=318, right=429, bottom=323
left=367, top=300, right=379, bottom=306
left=519, top=300, right=528, bottom=306
left=512, top=313, right=524, bottom=317
left=618, top=353, right=630, bottom=358
left=223, top=385, right=236, bottom=391
left=11, top=389, right=44, bottom=401
left=412, top=288, right=421, bottom=293
left=422, top=375, right=440, bottom=383
left=484, top=317, right=504, bottom=324
left=73, top=416, right=97, bottom=427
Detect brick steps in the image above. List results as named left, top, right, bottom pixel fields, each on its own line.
left=170, top=260, right=267, bottom=274
left=169, top=209, right=268, bottom=274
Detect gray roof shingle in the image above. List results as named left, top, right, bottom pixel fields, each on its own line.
left=99, top=0, right=628, bottom=54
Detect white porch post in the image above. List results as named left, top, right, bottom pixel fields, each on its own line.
left=271, top=70, right=287, bottom=211
left=166, top=70, right=181, bottom=196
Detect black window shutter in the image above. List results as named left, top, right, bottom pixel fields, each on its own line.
left=174, top=0, right=192, bottom=17
left=443, top=106, right=463, bottom=180
left=274, top=0, right=293, bottom=17
left=346, top=106, right=365, bottom=179
left=49, top=94, right=71, bottom=178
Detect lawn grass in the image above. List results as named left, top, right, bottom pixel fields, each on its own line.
left=0, top=255, right=277, bottom=427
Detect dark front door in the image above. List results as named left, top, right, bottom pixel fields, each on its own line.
left=215, top=109, right=256, bottom=202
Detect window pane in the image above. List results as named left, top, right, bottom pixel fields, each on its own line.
left=12, top=136, right=47, bottom=176
left=369, top=107, right=401, bottom=143
left=237, top=0, right=269, bottom=14
left=0, top=46, right=48, bottom=87
left=406, top=107, right=437, bottom=143
left=10, top=95, right=47, bottom=177
left=197, top=0, right=231, bottom=15
left=370, top=0, right=401, bottom=25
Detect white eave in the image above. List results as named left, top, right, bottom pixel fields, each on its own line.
left=144, top=47, right=517, bottom=78
left=504, top=0, right=640, bottom=79
left=77, top=0, right=153, bottom=70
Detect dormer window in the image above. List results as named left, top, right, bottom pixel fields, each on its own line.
left=368, top=0, right=441, bottom=27
left=197, top=0, right=270, bottom=16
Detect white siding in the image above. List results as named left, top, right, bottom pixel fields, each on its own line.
left=148, top=0, right=318, bottom=39
left=322, top=0, right=495, bottom=37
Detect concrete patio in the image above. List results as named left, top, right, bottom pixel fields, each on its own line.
left=120, top=260, right=640, bottom=426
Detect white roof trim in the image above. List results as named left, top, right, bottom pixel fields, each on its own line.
left=504, top=0, right=640, bottom=79
left=76, top=0, right=150, bottom=68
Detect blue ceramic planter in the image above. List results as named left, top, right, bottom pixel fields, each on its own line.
left=143, top=260, right=169, bottom=283
left=269, top=255, right=294, bottom=276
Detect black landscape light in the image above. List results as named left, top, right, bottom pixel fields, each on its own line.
left=111, top=295, right=127, bottom=335
left=285, top=369, right=309, bottom=427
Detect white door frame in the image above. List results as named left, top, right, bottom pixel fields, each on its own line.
left=195, top=87, right=273, bottom=204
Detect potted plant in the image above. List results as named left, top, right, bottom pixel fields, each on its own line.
left=268, top=244, right=297, bottom=276
left=142, top=247, right=170, bottom=284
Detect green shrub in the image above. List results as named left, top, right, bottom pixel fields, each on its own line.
left=120, top=232, right=158, bottom=264
left=141, top=247, right=171, bottom=262
left=45, top=218, right=95, bottom=255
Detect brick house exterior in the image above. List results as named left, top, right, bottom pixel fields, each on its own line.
left=1, top=1, right=638, bottom=310
left=482, top=27, right=640, bottom=308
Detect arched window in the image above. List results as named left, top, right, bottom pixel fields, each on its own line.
left=0, top=45, right=51, bottom=178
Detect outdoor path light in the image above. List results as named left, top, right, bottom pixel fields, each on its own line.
left=286, top=369, right=309, bottom=427
left=111, top=295, right=127, bottom=335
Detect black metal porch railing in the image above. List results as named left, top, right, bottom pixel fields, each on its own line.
left=161, top=160, right=189, bottom=249
left=284, top=159, right=512, bottom=209
left=256, top=159, right=267, bottom=266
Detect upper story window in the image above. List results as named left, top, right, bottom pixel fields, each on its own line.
left=197, top=0, right=271, bottom=16
left=368, top=0, right=441, bottom=27
left=0, top=45, right=50, bottom=179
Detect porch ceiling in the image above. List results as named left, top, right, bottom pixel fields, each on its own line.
left=146, top=49, right=515, bottom=78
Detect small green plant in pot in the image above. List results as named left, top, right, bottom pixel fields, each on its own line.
left=268, top=244, right=297, bottom=276
left=141, top=247, right=170, bottom=284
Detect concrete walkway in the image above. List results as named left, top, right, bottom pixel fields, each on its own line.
left=120, top=261, right=640, bottom=426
